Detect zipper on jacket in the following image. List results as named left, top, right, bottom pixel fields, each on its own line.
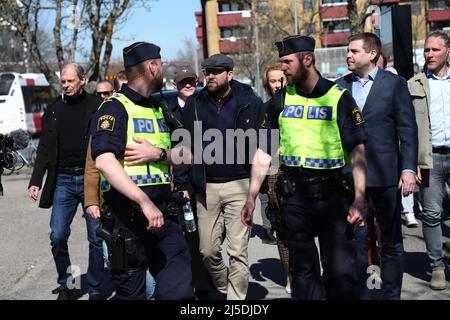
left=234, top=103, right=250, bottom=130
left=194, top=98, right=207, bottom=192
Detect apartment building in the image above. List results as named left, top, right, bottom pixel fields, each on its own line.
left=196, top=0, right=450, bottom=56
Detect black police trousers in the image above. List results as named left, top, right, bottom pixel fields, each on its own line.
left=110, top=207, right=194, bottom=300
left=281, top=191, right=357, bottom=300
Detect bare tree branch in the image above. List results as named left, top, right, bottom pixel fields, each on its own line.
left=0, top=0, right=154, bottom=91
left=53, top=0, right=64, bottom=70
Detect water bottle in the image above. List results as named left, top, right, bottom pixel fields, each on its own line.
left=183, top=202, right=196, bottom=233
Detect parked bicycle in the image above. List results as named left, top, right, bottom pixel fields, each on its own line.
left=15, top=138, right=37, bottom=168
left=0, top=129, right=31, bottom=178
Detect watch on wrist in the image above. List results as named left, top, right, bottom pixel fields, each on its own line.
left=158, top=148, right=167, bottom=162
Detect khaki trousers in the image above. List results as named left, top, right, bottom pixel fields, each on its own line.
left=196, top=178, right=250, bottom=300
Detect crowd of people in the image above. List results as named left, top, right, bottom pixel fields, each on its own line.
left=27, top=30, right=450, bottom=300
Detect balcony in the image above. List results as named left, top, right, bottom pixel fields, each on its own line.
left=428, top=0, right=449, bottom=10
left=217, top=11, right=251, bottom=27
left=320, top=5, right=347, bottom=19
left=219, top=39, right=250, bottom=54
left=321, top=32, right=351, bottom=47
left=427, top=8, right=450, bottom=21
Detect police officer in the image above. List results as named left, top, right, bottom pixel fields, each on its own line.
left=91, top=41, right=193, bottom=300
left=241, top=35, right=367, bottom=300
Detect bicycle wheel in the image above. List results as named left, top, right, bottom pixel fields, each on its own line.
left=27, top=139, right=38, bottom=167
left=12, top=151, right=26, bottom=172
left=28, top=148, right=36, bottom=167
left=1, top=151, right=18, bottom=175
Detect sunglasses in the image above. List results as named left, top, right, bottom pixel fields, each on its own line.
left=203, top=69, right=227, bottom=76
left=96, top=91, right=112, bottom=97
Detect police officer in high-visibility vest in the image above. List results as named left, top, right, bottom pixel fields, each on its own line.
left=91, top=42, right=193, bottom=300
left=241, top=35, right=368, bottom=300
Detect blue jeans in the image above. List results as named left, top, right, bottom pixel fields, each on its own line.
left=419, top=153, right=450, bottom=270
left=50, top=174, right=104, bottom=295
left=145, top=271, right=156, bottom=300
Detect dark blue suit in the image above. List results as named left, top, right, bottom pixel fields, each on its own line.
left=336, top=68, right=418, bottom=299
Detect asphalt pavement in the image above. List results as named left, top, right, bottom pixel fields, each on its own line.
left=0, top=167, right=449, bottom=300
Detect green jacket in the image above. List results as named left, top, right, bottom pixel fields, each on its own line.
left=408, top=73, right=432, bottom=169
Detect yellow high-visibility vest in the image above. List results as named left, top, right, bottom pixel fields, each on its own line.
left=100, top=93, right=171, bottom=192
left=278, top=84, right=346, bottom=169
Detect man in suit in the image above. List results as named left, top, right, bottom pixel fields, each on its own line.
left=336, top=32, right=418, bottom=299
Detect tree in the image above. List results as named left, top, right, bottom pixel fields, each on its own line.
left=347, top=0, right=384, bottom=34
left=230, top=0, right=320, bottom=95
left=176, top=37, right=197, bottom=63
left=0, top=0, right=154, bottom=93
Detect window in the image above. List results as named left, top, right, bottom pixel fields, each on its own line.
left=21, top=86, right=56, bottom=113
left=429, top=20, right=450, bottom=31
left=304, top=0, right=314, bottom=11
left=428, top=0, right=449, bottom=10
left=220, top=3, right=231, bottom=11
left=257, top=0, right=268, bottom=11
left=322, top=19, right=350, bottom=33
left=0, top=73, right=14, bottom=96
left=321, top=0, right=347, bottom=5
left=411, top=2, right=422, bottom=14
left=219, top=1, right=250, bottom=12
left=220, top=26, right=249, bottom=40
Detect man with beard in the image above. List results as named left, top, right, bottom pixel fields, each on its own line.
left=182, top=54, right=264, bottom=300
left=90, top=41, right=193, bottom=300
left=241, top=35, right=367, bottom=300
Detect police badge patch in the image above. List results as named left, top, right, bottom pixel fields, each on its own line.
left=97, top=115, right=115, bottom=132
left=351, top=107, right=365, bottom=125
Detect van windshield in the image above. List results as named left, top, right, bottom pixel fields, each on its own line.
left=0, top=73, right=14, bottom=96
left=22, top=86, right=56, bottom=113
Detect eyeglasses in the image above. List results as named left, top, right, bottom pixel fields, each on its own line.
left=96, top=91, right=112, bottom=97
left=203, top=69, right=227, bottom=76
left=178, top=78, right=197, bottom=87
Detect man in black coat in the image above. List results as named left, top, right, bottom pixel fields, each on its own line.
left=336, top=33, right=418, bottom=299
left=28, top=63, right=104, bottom=300
left=157, top=66, right=211, bottom=299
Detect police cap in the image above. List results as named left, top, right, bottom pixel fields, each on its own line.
left=201, top=54, right=234, bottom=71
left=123, top=42, right=161, bottom=68
left=275, top=35, right=315, bottom=58
left=174, top=66, right=197, bottom=83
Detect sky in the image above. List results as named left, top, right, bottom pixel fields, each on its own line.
left=111, top=0, right=201, bottom=61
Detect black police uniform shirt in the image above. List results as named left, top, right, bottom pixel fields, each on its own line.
left=268, top=76, right=366, bottom=156
left=91, top=84, right=172, bottom=207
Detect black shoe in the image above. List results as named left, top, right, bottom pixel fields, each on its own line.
left=56, top=288, right=74, bottom=300
left=194, top=290, right=209, bottom=300
left=52, top=285, right=66, bottom=294
left=89, top=294, right=102, bottom=300
left=261, top=229, right=277, bottom=245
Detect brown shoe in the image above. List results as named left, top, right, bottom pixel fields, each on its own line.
left=443, top=240, right=450, bottom=259
left=430, top=269, right=447, bottom=290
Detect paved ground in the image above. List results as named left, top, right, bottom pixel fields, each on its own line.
left=0, top=167, right=449, bottom=300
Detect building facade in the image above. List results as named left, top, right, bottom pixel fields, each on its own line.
left=196, top=0, right=450, bottom=56
left=195, top=0, right=449, bottom=80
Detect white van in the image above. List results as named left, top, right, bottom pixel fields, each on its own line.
left=0, top=72, right=57, bottom=135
